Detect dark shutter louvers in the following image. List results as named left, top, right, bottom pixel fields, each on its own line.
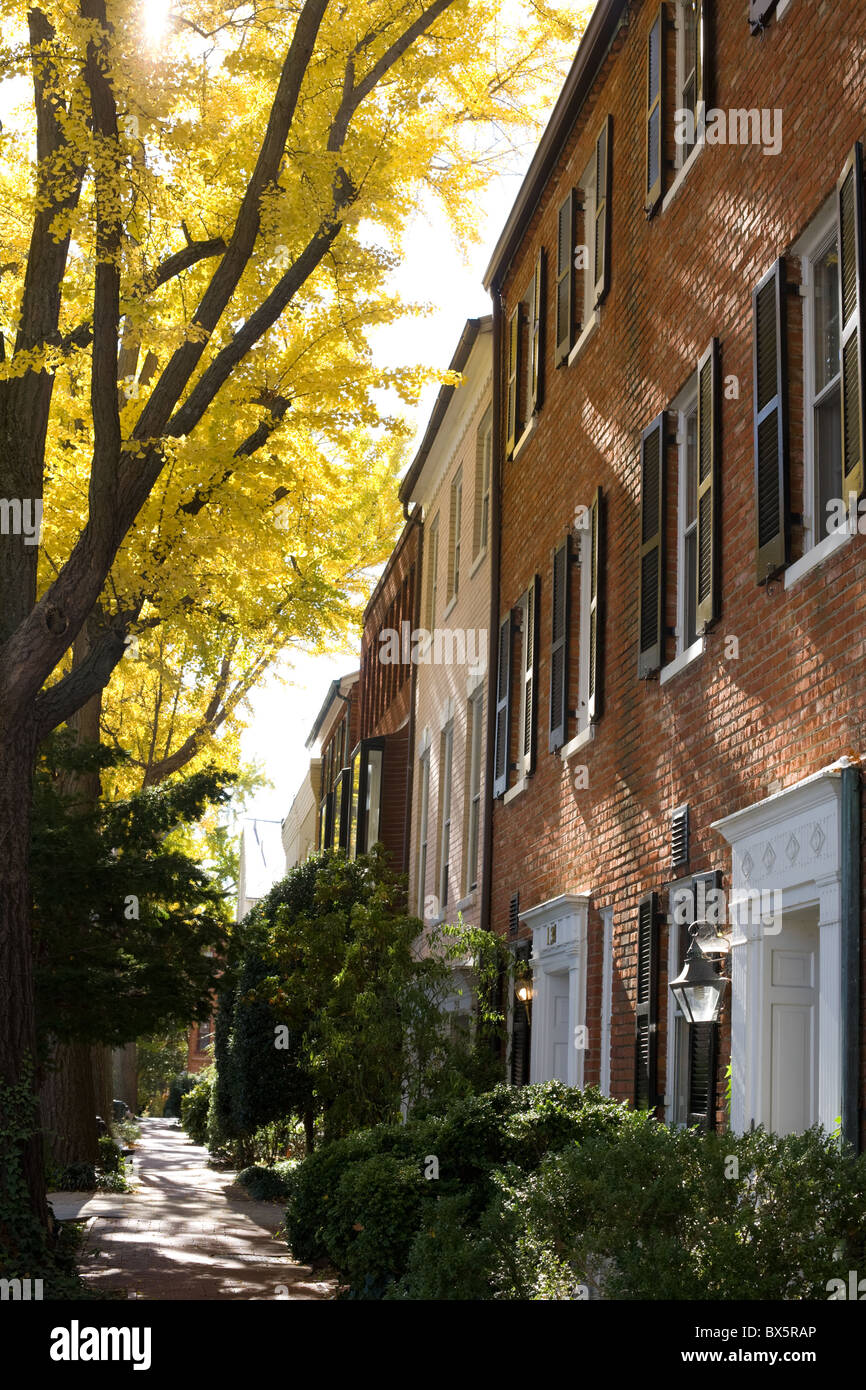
left=549, top=538, right=571, bottom=751
left=837, top=143, right=866, bottom=506
left=521, top=576, right=540, bottom=776
left=646, top=6, right=665, bottom=215
left=493, top=611, right=513, bottom=798
left=594, top=115, right=612, bottom=306
left=638, top=414, right=665, bottom=678
left=634, top=892, right=659, bottom=1109
left=696, top=338, right=720, bottom=630
left=587, top=485, right=603, bottom=721
left=506, top=308, right=520, bottom=457
left=752, top=257, right=789, bottom=581
left=556, top=192, right=576, bottom=365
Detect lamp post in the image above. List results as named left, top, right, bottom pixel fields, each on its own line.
left=670, top=921, right=730, bottom=1025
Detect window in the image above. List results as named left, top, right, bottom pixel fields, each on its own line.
left=473, top=405, right=492, bottom=557
left=506, top=252, right=544, bottom=455
left=464, top=691, right=483, bottom=894
left=634, top=893, right=659, bottom=1110
left=416, top=749, right=430, bottom=918
left=437, top=722, right=454, bottom=910
left=576, top=118, right=611, bottom=332
left=641, top=341, right=718, bottom=677
left=364, top=744, right=383, bottom=850
left=797, top=199, right=842, bottom=552
left=448, top=468, right=463, bottom=602
left=517, top=578, right=540, bottom=778
left=758, top=146, right=865, bottom=583
left=426, top=513, right=439, bottom=627
left=551, top=489, right=603, bottom=750
left=675, top=2, right=705, bottom=167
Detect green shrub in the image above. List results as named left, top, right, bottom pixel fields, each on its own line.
left=57, top=1161, right=97, bottom=1191
left=322, top=1153, right=427, bottom=1297
left=97, top=1134, right=124, bottom=1175
left=283, top=1130, right=383, bottom=1263
left=180, top=1070, right=214, bottom=1145
left=165, top=1071, right=198, bottom=1119
left=386, top=1193, right=497, bottom=1301
left=237, top=1161, right=297, bottom=1202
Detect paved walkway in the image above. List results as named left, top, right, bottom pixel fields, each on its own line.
left=48, top=1117, right=336, bottom=1300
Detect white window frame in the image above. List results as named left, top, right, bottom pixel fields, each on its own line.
left=578, top=155, right=597, bottom=333
left=796, top=197, right=841, bottom=556
left=599, top=905, right=613, bottom=1096
left=464, top=690, right=483, bottom=896
left=437, top=722, right=454, bottom=911
left=575, top=519, right=593, bottom=738
left=416, top=748, right=430, bottom=919
left=674, top=1, right=701, bottom=171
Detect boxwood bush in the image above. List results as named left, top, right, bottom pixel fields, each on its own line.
left=283, top=1083, right=866, bottom=1300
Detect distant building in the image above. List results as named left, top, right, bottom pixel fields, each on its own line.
left=236, top=818, right=284, bottom=921
left=282, top=757, right=322, bottom=873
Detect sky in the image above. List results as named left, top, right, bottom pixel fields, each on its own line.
left=239, top=166, right=534, bottom=829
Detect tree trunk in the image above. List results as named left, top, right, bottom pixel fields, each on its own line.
left=0, top=720, right=51, bottom=1248
left=40, top=1039, right=99, bottom=1171
left=112, top=1044, right=138, bottom=1113
left=303, top=1106, right=316, bottom=1155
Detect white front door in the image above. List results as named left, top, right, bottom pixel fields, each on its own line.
left=762, top=909, right=819, bottom=1135
left=550, top=973, right=570, bottom=1082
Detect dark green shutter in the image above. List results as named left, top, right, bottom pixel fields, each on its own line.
left=638, top=414, right=665, bottom=678
left=521, top=576, right=540, bottom=776
left=555, top=192, right=575, bottom=364
left=587, top=485, right=604, bottom=721
left=505, top=308, right=520, bottom=457
left=685, top=870, right=721, bottom=1130
left=837, top=143, right=866, bottom=505
left=493, top=611, right=512, bottom=798
left=752, top=258, right=789, bottom=581
left=646, top=6, right=665, bottom=215
left=696, top=338, right=720, bottom=631
left=635, top=892, right=659, bottom=1109
left=529, top=251, right=545, bottom=415
left=594, top=115, right=612, bottom=306
left=510, top=940, right=532, bottom=1086
left=549, top=538, right=571, bottom=751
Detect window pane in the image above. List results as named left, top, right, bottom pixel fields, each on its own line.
left=685, top=528, right=698, bottom=649
left=814, top=241, right=840, bottom=395
left=366, top=749, right=383, bottom=849
left=816, top=382, right=842, bottom=536
left=685, top=407, right=698, bottom=528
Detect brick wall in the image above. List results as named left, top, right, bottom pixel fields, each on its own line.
left=491, top=0, right=866, bottom=1139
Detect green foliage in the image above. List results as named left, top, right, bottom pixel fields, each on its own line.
left=31, top=737, right=233, bottom=1048
left=220, top=850, right=510, bottom=1155
left=180, top=1070, right=214, bottom=1146
left=97, top=1135, right=124, bottom=1176
left=236, top=1162, right=297, bottom=1202
left=165, top=1072, right=199, bottom=1120
left=137, top=1032, right=189, bottom=1113
left=324, top=1154, right=427, bottom=1298
left=283, top=1084, right=866, bottom=1299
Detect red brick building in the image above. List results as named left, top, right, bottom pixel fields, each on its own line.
left=484, top=0, right=864, bottom=1147
left=355, top=516, right=421, bottom=873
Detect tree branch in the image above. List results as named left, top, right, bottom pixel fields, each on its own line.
left=34, top=618, right=131, bottom=742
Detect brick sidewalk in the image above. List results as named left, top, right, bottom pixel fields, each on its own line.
left=49, top=1117, right=336, bottom=1301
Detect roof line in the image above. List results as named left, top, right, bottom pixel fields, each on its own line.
left=483, top=0, right=628, bottom=292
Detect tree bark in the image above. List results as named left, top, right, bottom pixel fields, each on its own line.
left=39, top=1039, right=99, bottom=1171
left=0, top=719, right=50, bottom=1243
left=112, top=1044, right=138, bottom=1113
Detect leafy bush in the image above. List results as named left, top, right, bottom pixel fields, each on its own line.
left=284, top=1082, right=866, bottom=1300
left=165, top=1071, right=198, bottom=1119
left=322, top=1154, right=427, bottom=1297
left=57, top=1161, right=97, bottom=1192
left=237, top=1161, right=297, bottom=1202
left=180, top=1070, right=214, bottom=1146
left=97, top=1135, right=124, bottom=1175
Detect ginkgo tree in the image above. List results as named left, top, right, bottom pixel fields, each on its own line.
left=0, top=0, right=587, bottom=1255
